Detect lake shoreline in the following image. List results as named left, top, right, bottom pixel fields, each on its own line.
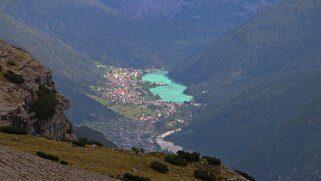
left=142, top=71, right=193, bottom=103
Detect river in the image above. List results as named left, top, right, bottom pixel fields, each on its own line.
left=155, top=129, right=183, bottom=153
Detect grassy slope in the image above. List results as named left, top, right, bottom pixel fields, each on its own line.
left=0, top=133, right=246, bottom=181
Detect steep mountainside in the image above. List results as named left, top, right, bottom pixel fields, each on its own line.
left=0, top=40, right=73, bottom=140
left=168, top=0, right=321, bottom=180
left=240, top=95, right=321, bottom=181
left=0, top=0, right=214, bottom=68
left=101, top=0, right=277, bottom=29
left=171, top=0, right=321, bottom=85
left=0, top=12, right=97, bottom=84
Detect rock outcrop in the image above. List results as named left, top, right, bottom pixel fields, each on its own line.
left=0, top=40, right=74, bottom=140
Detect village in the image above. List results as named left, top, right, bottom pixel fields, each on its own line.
left=95, top=66, right=179, bottom=123
left=86, top=66, right=194, bottom=151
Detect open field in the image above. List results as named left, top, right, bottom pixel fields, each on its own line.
left=86, top=93, right=158, bottom=120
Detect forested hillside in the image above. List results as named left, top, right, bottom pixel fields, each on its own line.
left=0, top=0, right=214, bottom=68
left=101, top=0, right=277, bottom=29
left=0, top=12, right=96, bottom=83
left=168, top=0, right=321, bottom=180
left=171, top=0, right=321, bottom=86
left=240, top=94, right=321, bottom=180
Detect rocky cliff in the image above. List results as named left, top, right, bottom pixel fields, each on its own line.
left=0, top=40, right=73, bottom=140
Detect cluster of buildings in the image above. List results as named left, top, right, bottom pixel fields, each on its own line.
left=88, top=67, right=189, bottom=150
left=100, top=68, right=144, bottom=104
left=95, top=67, right=180, bottom=122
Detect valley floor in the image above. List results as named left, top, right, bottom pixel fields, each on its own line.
left=82, top=65, right=198, bottom=151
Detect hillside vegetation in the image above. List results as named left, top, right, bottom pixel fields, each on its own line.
left=101, top=0, right=277, bottom=29
left=0, top=133, right=248, bottom=181
left=240, top=94, right=321, bottom=180
left=171, top=0, right=321, bottom=85
left=0, top=12, right=97, bottom=84
left=0, top=0, right=214, bottom=68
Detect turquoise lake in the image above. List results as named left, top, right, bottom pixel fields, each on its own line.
left=142, top=71, right=193, bottom=103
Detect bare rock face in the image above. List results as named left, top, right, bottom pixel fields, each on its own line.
left=0, top=40, right=74, bottom=140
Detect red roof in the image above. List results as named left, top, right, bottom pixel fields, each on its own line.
left=116, top=90, right=125, bottom=93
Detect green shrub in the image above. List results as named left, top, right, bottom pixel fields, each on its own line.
left=150, top=161, right=169, bottom=173
left=177, top=150, right=200, bottom=162
left=0, top=127, right=27, bottom=135
left=72, top=138, right=103, bottom=147
left=164, top=155, right=187, bottom=166
left=234, top=170, right=256, bottom=181
left=72, top=140, right=86, bottom=147
left=32, top=86, right=58, bottom=121
left=36, top=151, right=60, bottom=162
left=4, top=70, right=25, bottom=84
left=79, top=138, right=103, bottom=147
left=203, top=156, right=221, bottom=166
left=7, top=60, right=17, bottom=66
left=121, top=173, right=151, bottom=181
left=131, top=147, right=145, bottom=154
left=194, top=169, right=216, bottom=181
left=60, top=160, right=68, bottom=165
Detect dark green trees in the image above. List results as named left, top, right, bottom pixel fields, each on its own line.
left=32, top=86, right=58, bottom=121
left=4, top=70, right=25, bottom=84
left=194, top=169, right=216, bottom=181
left=150, top=161, right=169, bottom=173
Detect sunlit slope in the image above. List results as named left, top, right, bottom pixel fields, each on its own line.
left=0, top=133, right=248, bottom=181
